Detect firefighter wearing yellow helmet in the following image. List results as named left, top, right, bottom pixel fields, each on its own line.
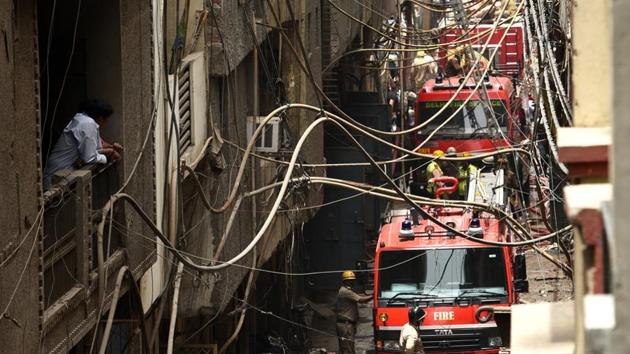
left=460, top=49, right=490, bottom=73
left=445, top=46, right=490, bottom=77
left=342, top=270, right=356, bottom=281
left=426, top=150, right=445, bottom=195
left=445, top=47, right=464, bottom=77
left=336, top=270, right=372, bottom=353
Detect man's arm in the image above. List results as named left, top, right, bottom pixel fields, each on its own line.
left=101, top=139, right=124, bottom=153
left=359, top=294, right=372, bottom=303
left=77, top=123, right=107, bottom=164
left=344, top=288, right=372, bottom=303
left=351, top=290, right=372, bottom=303
left=99, top=147, right=121, bottom=161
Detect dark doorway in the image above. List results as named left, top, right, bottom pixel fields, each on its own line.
left=38, top=0, right=125, bottom=299
left=303, top=94, right=390, bottom=292
left=38, top=0, right=123, bottom=170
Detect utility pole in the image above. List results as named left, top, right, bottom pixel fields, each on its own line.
left=398, top=0, right=406, bottom=190
left=422, top=0, right=432, bottom=31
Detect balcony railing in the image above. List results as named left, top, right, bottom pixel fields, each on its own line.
left=42, top=162, right=121, bottom=309
left=89, top=163, right=124, bottom=271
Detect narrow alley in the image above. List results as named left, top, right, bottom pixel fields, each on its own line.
left=0, top=0, right=624, bottom=354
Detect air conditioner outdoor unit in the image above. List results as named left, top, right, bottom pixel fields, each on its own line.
left=167, top=51, right=208, bottom=166
left=246, top=116, right=281, bottom=153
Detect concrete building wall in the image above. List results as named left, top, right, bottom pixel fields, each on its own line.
left=118, top=0, right=157, bottom=272
left=0, top=0, right=157, bottom=352
left=174, top=1, right=379, bottom=344
left=329, top=0, right=368, bottom=59
left=0, top=0, right=381, bottom=350
left=572, top=0, right=610, bottom=127
left=174, top=1, right=330, bottom=321
left=41, top=0, right=157, bottom=350
left=611, top=1, right=630, bottom=351
left=0, top=1, right=43, bottom=353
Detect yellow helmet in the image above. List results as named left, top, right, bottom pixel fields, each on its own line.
left=433, top=149, right=445, bottom=157
left=447, top=47, right=464, bottom=61
left=342, top=271, right=356, bottom=281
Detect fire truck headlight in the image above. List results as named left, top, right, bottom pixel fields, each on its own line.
left=489, top=336, right=503, bottom=348
left=378, top=312, right=388, bottom=323
left=383, top=340, right=401, bottom=350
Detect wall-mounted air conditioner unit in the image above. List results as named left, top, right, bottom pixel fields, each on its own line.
left=246, top=116, right=281, bottom=153
left=167, top=51, right=208, bottom=166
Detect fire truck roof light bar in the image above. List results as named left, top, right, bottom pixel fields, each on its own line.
left=433, top=80, right=494, bottom=90
left=399, top=230, right=463, bottom=239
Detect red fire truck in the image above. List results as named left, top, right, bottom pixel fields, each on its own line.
left=412, top=75, right=528, bottom=155
left=439, top=23, right=525, bottom=77
left=373, top=172, right=528, bottom=353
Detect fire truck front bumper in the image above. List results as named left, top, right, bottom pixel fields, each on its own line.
left=375, top=349, right=500, bottom=354
left=374, top=325, right=503, bottom=353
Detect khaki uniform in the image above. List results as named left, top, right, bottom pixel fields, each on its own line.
left=399, top=323, right=425, bottom=354
left=412, top=53, right=438, bottom=91
left=336, top=285, right=369, bottom=354
left=461, top=50, right=490, bottom=73
left=336, top=321, right=355, bottom=354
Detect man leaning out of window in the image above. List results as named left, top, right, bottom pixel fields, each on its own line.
left=44, top=99, right=123, bottom=187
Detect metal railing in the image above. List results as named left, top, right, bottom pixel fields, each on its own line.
left=42, top=170, right=92, bottom=309
left=42, top=162, right=121, bottom=309
left=88, top=163, right=124, bottom=270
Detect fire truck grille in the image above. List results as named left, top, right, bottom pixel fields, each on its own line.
left=422, top=331, right=483, bottom=352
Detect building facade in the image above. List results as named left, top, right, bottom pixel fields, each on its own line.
left=0, top=0, right=382, bottom=352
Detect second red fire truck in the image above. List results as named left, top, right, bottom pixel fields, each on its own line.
left=373, top=171, right=528, bottom=353
left=412, top=75, right=529, bottom=156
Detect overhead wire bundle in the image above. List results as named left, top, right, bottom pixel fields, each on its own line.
left=84, top=0, right=576, bottom=350
left=93, top=0, right=573, bottom=280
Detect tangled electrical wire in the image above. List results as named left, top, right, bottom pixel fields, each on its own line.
left=80, top=0, right=577, bottom=351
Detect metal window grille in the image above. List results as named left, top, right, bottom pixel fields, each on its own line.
left=178, top=62, right=193, bottom=153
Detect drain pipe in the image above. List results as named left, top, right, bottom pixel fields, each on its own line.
left=166, top=262, right=184, bottom=354
left=219, top=249, right=257, bottom=353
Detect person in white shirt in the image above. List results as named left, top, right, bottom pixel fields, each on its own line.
left=399, top=306, right=426, bottom=354
left=44, top=99, right=122, bottom=186
left=412, top=49, right=439, bottom=91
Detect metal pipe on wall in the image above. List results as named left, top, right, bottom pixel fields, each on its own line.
left=166, top=262, right=184, bottom=354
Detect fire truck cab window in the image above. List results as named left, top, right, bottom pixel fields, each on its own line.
left=417, top=100, right=508, bottom=138
left=378, top=248, right=508, bottom=304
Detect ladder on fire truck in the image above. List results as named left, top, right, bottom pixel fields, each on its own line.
left=467, top=168, right=507, bottom=207
left=451, top=0, right=499, bottom=136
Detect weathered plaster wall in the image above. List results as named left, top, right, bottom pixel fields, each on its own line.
left=0, top=1, right=44, bottom=353
left=177, top=0, right=333, bottom=319
left=572, top=0, right=610, bottom=127
left=611, top=0, right=630, bottom=351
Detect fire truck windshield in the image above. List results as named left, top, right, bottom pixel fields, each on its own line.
left=378, top=248, right=508, bottom=305
left=417, top=100, right=508, bottom=138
